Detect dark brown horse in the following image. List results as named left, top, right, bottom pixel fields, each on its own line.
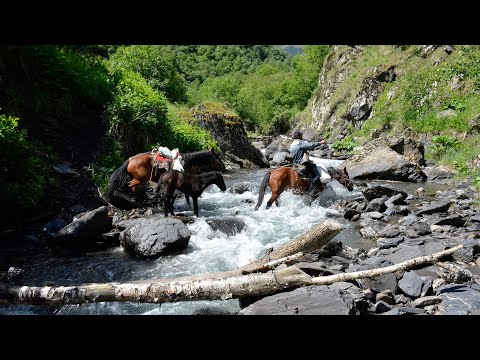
left=254, top=166, right=353, bottom=210
left=155, top=170, right=227, bottom=217
left=108, top=148, right=225, bottom=208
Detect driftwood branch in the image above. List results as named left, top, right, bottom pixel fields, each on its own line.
left=310, top=244, right=463, bottom=285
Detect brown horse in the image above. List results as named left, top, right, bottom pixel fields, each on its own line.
left=156, top=170, right=227, bottom=217
left=254, top=166, right=353, bottom=210
left=108, top=148, right=225, bottom=208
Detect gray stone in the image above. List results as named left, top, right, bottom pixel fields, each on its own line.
left=344, top=146, right=427, bottom=182
left=386, top=246, right=423, bottom=264
left=362, top=185, right=408, bottom=202
left=438, top=109, right=457, bottom=118
left=412, top=221, right=432, bottom=236
left=294, top=262, right=332, bottom=276
left=377, top=237, right=404, bottom=249
left=427, top=214, right=466, bottom=227
left=375, top=301, right=392, bottom=313
left=120, top=216, right=191, bottom=259
left=52, top=163, right=77, bottom=175
left=239, top=282, right=363, bottom=315
left=437, top=284, right=480, bottom=314
left=206, top=217, right=246, bottom=236
left=398, top=271, right=425, bottom=298
left=415, top=199, right=452, bottom=217
left=228, top=184, right=251, bottom=194
left=471, top=216, right=480, bottom=223
left=378, top=226, right=401, bottom=238
left=385, top=193, right=407, bottom=207
left=361, top=273, right=398, bottom=294
left=366, top=197, right=387, bottom=212
left=48, top=206, right=112, bottom=249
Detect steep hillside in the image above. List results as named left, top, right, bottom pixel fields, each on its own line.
left=307, top=45, right=480, bottom=186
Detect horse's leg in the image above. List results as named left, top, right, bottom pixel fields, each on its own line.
left=192, top=196, right=199, bottom=217
left=170, top=193, right=177, bottom=215
left=128, top=178, right=143, bottom=193
left=185, top=194, right=191, bottom=207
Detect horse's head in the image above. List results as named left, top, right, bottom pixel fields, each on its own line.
left=214, top=171, right=227, bottom=191
left=337, top=167, right=354, bottom=191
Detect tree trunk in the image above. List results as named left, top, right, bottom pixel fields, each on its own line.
left=0, top=245, right=463, bottom=306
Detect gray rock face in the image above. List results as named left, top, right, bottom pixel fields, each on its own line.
left=238, top=282, right=363, bottom=315
left=120, top=217, right=191, bottom=259
left=191, top=105, right=269, bottom=167
left=270, top=151, right=291, bottom=166
left=344, top=146, right=427, bottom=182
left=49, top=206, right=112, bottom=249
left=205, top=217, right=246, bottom=236
left=415, top=199, right=452, bottom=217
left=437, top=284, right=480, bottom=315
left=264, top=137, right=291, bottom=159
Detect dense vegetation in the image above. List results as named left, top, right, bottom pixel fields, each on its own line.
left=1, top=45, right=326, bottom=214
left=321, top=45, right=480, bottom=189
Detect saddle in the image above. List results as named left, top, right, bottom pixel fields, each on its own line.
left=292, top=163, right=311, bottom=181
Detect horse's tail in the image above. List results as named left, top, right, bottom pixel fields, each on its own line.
left=254, top=170, right=271, bottom=211
left=107, top=159, right=130, bottom=201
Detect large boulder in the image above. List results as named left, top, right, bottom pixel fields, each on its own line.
left=190, top=103, right=269, bottom=168
left=120, top=216, right=191, bottom=259
left=343, top=146, right=426, bottom=182
left=48, top=206, right=112, bottom=250
left=238, top=282, right=364, bottom=315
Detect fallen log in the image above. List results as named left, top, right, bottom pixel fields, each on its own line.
left=0, top=243, right=463, bottom=306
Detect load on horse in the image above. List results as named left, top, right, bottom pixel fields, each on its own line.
left=107, top=146, right=225, bottom=209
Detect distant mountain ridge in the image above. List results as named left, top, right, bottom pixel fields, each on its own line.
left=275, top=45, right=304, bottom=56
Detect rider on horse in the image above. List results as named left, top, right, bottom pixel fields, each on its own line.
left=289, top=131, right=325, bottom=196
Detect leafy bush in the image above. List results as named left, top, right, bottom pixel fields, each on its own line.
left=332, top=137, right=356, bottom=152
left=108, top=46, right=188, bottom=103
left=429, top=135, right=459, bottom=159
left=0, top=114, right=51, bottom=213
left=105, top=69, right=169, bottom=156
left=92, top=138, right=124, bottom=197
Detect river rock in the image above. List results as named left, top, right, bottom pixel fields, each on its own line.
left=48, top=206, right=112, bottom=250
left=120, top=217, right=191, bottom=259
left=436, top=284, right=480, bottom=314
left=206, top=217, right=246, bottom=236
left=238, top=282, right=364, bottom=315
left=343, top=146, right=427, bottom=182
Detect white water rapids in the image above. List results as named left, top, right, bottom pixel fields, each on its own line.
left=0, top=161, right=369, bottom=315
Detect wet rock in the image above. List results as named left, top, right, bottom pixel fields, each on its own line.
left=423, top=165, right=457, bottom=182
left=206, top=217, right=246, bottom=236
left=43, top=218, right=68, bottom=239
left=366, top=197, right=387, bottom=212
left=238, top=282, right=364, bottom=315
left=120, top=217, right=191, bottom=259
left=99, top=231, right=120, bottom=246
left=294, top=261, right=333, bottom=276
left=382, top=306, right=426, bottom=315
left=270, top=152, right=291, bottom=166
left=470, top=215, right=480, bottom=223
left=48, top=206, right=112, bottom=250
left=228, top=184, right=251, bottom=194
left=7, top=267, right=24, bottom=281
